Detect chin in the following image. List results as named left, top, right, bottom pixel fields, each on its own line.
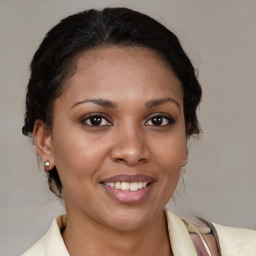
left=101, top=204, right=161, bottom=231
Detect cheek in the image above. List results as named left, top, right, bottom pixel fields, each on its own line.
left=152, top=135, right=187, bottom=168
left=51, top=127, right=107, bottom=185
left=151, top=133, right=186, bottom=195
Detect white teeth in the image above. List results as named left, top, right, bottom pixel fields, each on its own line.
left=104, top=181, right=149, bottom=191
left=109, top=183, right=115, bottom=187
left=121, top=182, right=130, bottom=191
left=130, top=183, right=138, bottom=191
left=115, top=182, right=121, bottom=189
left=138, top=182, right=143, bottom=189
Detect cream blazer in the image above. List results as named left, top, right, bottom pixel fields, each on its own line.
left=22, top=209, right=256, bottom=256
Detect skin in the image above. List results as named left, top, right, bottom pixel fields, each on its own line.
left=34, top=46, right=188, bottom=256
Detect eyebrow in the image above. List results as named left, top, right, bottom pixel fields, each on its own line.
left=145, top=98, right=180, bottom=109
left=71, top=99, right=118, bottom=109
left=71, top=97, right=180, bottom=110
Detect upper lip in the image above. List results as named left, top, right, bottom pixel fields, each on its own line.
left=101, top=174, right=155, bottom=183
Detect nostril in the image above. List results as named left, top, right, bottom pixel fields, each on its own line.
left=113, top=157, right=148, bottom=166
left=110, top=143, right=149, bottom=166
left=115, top=157, right=126, bottom=162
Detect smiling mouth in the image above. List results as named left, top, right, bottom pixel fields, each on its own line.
left=104, top=181, right=150, bottom=191
left=100, top=174, right=155, bottom=203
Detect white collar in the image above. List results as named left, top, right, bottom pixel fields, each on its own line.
left=23, top=209, right=198, bottom=255
left=164, top=209, right=198, bottom=256
left=23, top=208, right=256, bottom=256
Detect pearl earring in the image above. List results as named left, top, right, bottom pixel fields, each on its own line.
left=44, top=161, right=50, bottom=171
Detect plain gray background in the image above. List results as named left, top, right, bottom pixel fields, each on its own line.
left=0, top=1, right=255, bottom=255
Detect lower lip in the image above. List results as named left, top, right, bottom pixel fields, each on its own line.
left=101, top=183, right=154, bottom=204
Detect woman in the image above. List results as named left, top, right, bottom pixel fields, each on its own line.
left=22, top=7, right=256, bottom=256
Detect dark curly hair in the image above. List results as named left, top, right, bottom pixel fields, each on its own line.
left=22, top=7, right=202, bottom=198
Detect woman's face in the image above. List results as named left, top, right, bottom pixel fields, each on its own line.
left=41, top=47, right=188, bottom=230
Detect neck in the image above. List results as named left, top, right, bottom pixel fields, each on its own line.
left=62, top=210, right=172, bottom=256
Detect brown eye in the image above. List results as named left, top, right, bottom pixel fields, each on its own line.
left=83, top=115, right=111, bottom=126
left=90, top=116, right=103, bottom=126
left=151, top=116, right=164, bottom=125
left=145, top=114, right=175, bottom=126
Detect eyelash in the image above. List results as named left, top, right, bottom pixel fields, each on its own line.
left=80, top=113, right=175, bottom=127
left=81, top=113, right=112, bottom=126
left=145, top=113, right=175, bottom=126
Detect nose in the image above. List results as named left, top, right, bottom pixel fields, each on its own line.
left=110, top=125, right=149, bottom=167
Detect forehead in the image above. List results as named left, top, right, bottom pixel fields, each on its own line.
left=61, top=46, right=183, bottom=104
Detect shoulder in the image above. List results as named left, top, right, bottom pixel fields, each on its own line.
left=211, top=222, right=256, bottom=256
left=21, top=215, right=69, bottom=256
left=165, top=208, right=256, bottom=256
left=21, top=231, right=49, bottom=256
left=185, top=216, right=256, bottom=256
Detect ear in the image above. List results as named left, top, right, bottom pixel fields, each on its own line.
left=182, top=145, right=189, bottom=167
left=33, top=120, right=55, bottom=171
